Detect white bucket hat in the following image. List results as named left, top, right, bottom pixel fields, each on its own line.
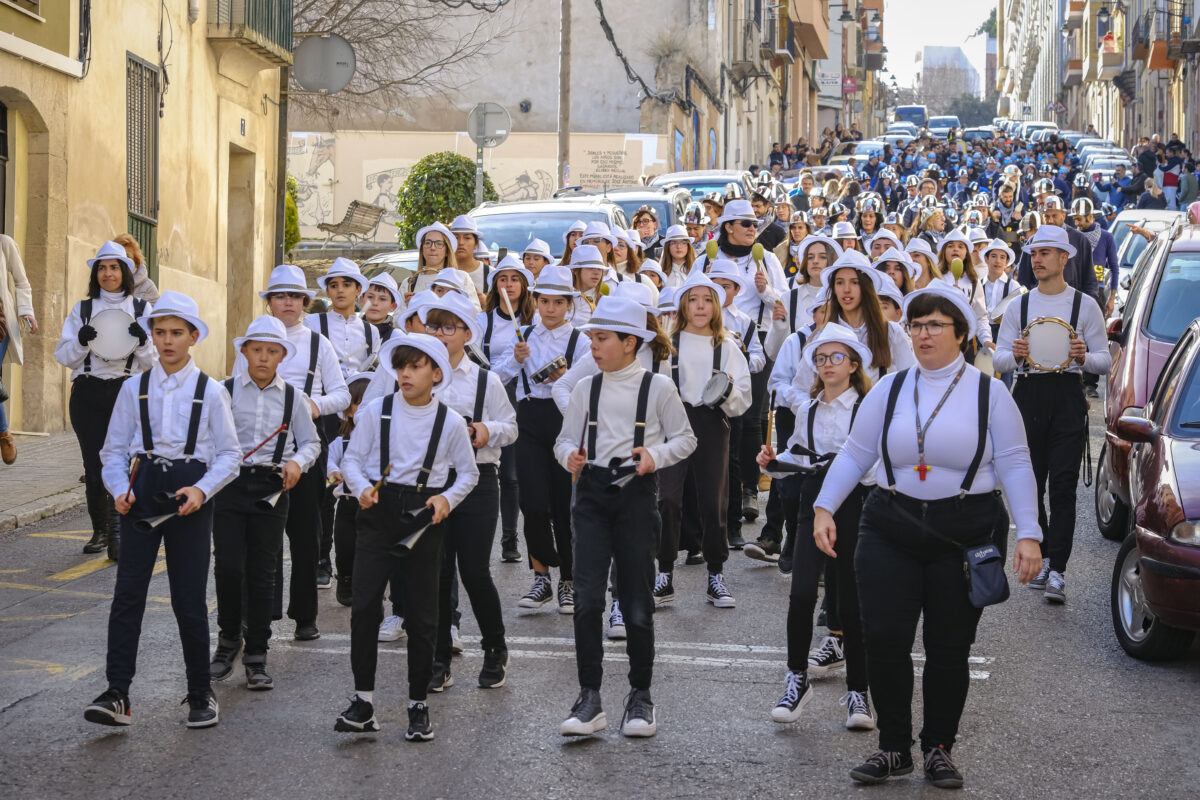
left=876, top=277, right=905, bottom=309
left=416, top=222, right=456, bottom=252
left=532, top=265, right=578, bottom=297
left=568, top=244, right=607, bottom=270
left=140, top=290, right=209, bottom=342
left=87, top=240, right=136, bottom=273
left=980, top=238, right=1015, bottom=265
left=905, top=237, right=936, bottom=262
left=260, top=264, right=316, bottom=300
left=431, top=268, right=474, bottom=295
left=967, top=226, right=989, bottom=245
left=870, top=230, right=904, bottom=252
left=676, top=270, right=725, bottom=310
left=380, top=332, right=453, bottom=387
left=656, top=287, right=677, bottom=313
left=397, top=289, right=437, bottom=329
left=662, top=224, right=690, bottom=243
left=233, top=314, right=297, bottom=359
left=831, top=221, right=859, bottom=240
left=805, top=321, right=873, bottom=370
left=799, top=235, right=844, bottom=262
left=317, top=257, right=367, bottom=294
left=612, top=281, right=662, bottom=316
left=705, top=259, right=753, bottom=302
left=901, top=280, right=976, bottom=330
left=936, top=227, right=972, bottom=258
left=716, top=199, right=758, bottom=225
left=487, top=254, right=536, bottom=290
left=826, top=250, right=885, bottom=292
left=577, top=296, right=653, bottom=341
left=579, top=221, right=617, bottom=249
left=637, top=261, right=668, bottom=287
left=522, top=238, right=554, bottom=263
left=449, top=215, right=480, bottom=236
left=366, top=272, right=403, bottom=306
left=562, top=220, right=587, bottom=244
left=419, top=291, right=483, bottom=344
left=1025, top=225, right=1078, bottom=258
left=873, top=246, right=922, bottom=281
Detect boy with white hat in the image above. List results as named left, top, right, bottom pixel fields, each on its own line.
left=209, top=315, right=323, bottom=691
left=556, top=296, right=697, bottom=738
left=306, top=257, right=381, bottom=378
left=86, top=291, right=240, bottom=729
left=362, top=272, right=401, bottom=344
left=993, top=226, right=1111, bottom=605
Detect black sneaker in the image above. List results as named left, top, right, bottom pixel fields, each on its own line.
left=706, top=573, right=736, bottom=608
left=653, top=572, right=675, bottom=605
left=244, top=661, right=274, bottom=691
left=335, top=575, right=353, bottom=607
left=560, top=688, right=606, bottom=736
left=684, top=551, right=705, bottom=566
left=501, top=531, right=522, bottom=563
left=743, top=536, right=781, bottom=563
left=923, top=745, right=964, bottom=789
left=84, top=688, right=131, bottom=727
left=479, top=647, right=509, bottom=688
left=557, top=580, right=575, bottom=615
left=82, top=530, right=106, bottom=554
left=808, top=635, right=845, bottom=676
left=779, top=532, right=794, bottom=574
left=294, top=623, right=320, bottom=641
left=209, top=638, right=242, bottom=681
left=335, top=696, right=380, bottom=733
left=405, top=702, right=435, bottom=742
left=741, top=489, right=759, bottom=521
left=428, top=661, right=454, bottom=693
left=849, top=749, right=914, bottom=785
left=316, top=559, right=332, bottom=589
left=620, top=688, right=656, bottom=737
left=518, top=573, right=553, bottom=609
left=182, top=689, right=219, bottom=728
left=840, top=690, right=876, bottom=730
left=727, top=531, right=746, bottom=550
left=770, top=671, right=813, bottom=723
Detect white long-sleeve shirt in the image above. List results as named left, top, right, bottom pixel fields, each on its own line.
left=814, top=355, right=1042, bottom=541
left=660, top=262, right=690, bottom=289
left=234, top=322, right=350, bottom=417
left=435, top=357, right=518, bottom=465
left=55, top=291, right=157, bottom=380
left=304, top=311, right=382, bottom=377
left=692, top=248, right=789, bottom=320
left=655, top=330, right=752, bottom=418
left=554, top=361, right=697, bottom=472
left=551, top=346, right=656, bottom=414
left=100, top=358, right=240, bottom=501
left=764, top=283, right=823, bottom=359
left=491, top=321, right=590, bottom=402
left=327, top=434, right=353, bottom=498
left=223, top=371, right=321, bottom=471
left=723, top=304, right=767, bottom=373
left=768, top=325, right=815, bottom=411
left=341, top=394, right=480, bottom=508
left=993, top=285, right=1112, bottom=376
left=478, top=309, right=529, bottom=365
left=941, top=273, right=993, bottom=345
left=788, top=320, right=915, bottom=403
left=767, top=389, right=875, bottom=487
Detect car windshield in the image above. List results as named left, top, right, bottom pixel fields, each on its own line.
left=928, top=117, right=958, bottom=128
left=1146, top=253, right=1200, bottom=341
left=1169, top=358, right=1200, bottom=436
left=668, top=178, right=735, bottom=200
left=1121, top=233, right=1151, bottom=268
left=473, top=209, right=613, bottom=258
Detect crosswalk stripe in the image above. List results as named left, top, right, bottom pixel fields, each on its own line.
left=48, top=556, right=113, bottom=582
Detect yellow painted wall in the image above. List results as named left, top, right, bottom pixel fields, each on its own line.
left=0, top=0, right=72, bottom=56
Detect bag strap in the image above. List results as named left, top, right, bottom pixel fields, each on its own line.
left=566, top=329, right=581, bottom=368
left=272, top=384, right=295, bottom=465
left=416, top=403, right=448, bottom=490
left=587, top=373, right=603, bottom=458
left=380, top=393, right=394, bottom=476
left=670, top=332, right=681, bottom=388
left=880, top=368, right=910, bottom=489
left=473, top=367, right=488, bottom=423
left=304, top=331, right=320, bottom=396
left=789, top=290, right=799, bottom=332
left=122, top=298, right=148, bottom=376
left=633, top=371, right=653, bottom=450
left=138, top=370, right=154, bottom=454
left=961, top=371, right=991, bottom=494
left=183, top=372, right=209, bottom=458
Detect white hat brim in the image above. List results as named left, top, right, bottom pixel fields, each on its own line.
left=139, top=311, right=209, bottom=343
left=232, top=333, right=297, bottom=360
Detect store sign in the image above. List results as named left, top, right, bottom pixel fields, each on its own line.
left=842, top=77, right=858, bottom=94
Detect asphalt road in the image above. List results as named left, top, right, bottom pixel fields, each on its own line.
left=1, top=407, right=1198, bottom=799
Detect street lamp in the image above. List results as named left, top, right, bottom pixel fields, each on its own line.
left=829, top=2, right=855, bottom=23
left=1097, top=5, right=1110, bottom=25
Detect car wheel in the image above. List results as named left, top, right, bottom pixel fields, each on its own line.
left=1095, top=443, right=1129, bottom=542
left=1110, top=533, right=1195, bottom=661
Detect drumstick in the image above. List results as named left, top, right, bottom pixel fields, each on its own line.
left=367, top=464, right=392, bottom=499
left=572, top=411, right=589, bottom=484
left=242, top=422, right=288, bottom=461
left=766, top=390, right=776, bottom=453
left=123, top=456, right=141, bottom=500
left=751, top=242, right=766, bottom=275
left=500, top=287, right=524, bottom=342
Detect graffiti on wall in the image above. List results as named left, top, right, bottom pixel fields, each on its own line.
left=288, top=133, right=336, bottom=228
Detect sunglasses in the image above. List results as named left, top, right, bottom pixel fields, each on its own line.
left=734, top=220, right=757, bottom=229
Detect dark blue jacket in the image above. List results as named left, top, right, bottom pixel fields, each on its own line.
left=1080, top=224, right=1119, bottom=289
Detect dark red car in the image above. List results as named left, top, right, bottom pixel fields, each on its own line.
left=1111, top=318, right=1200, bottom=661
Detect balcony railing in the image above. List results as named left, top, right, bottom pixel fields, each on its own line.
left=208, top=0, right=294, bottom=67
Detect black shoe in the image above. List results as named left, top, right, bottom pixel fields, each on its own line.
left=501, top=531, right=522, bottom=563
left=728, top=532, right=746, bottom=550
left=406, top=702, right=435, bottom=741
left=653, top=572, right=675, bottom=605
left=428, top=661, right=454, bottom=693
left=923, top=745, right=964, bottom=789
left=182, top=689, right=219, bottom=728
left=741, top=490, right=759, bottom=522
left=620, top=688, right=656, bottom=737
left=684, top=551, right=705, bottom=566
left=209, top=638, right=242, bottom=681
left=849, top=749, right=914, bottom=785
left=316, top=559, right=332, bottom=589
left=335, top=575, right=353, bottom=607
left=335, top=696, right=380, bottom=733
left=479, top=647, right=509, bottom=688
left=1085, top=385, right=1100, bottom=399
left=82, top=487, right=108, bottom=554
left=82, top=530, right=105, bottom=554
left=560, top=688, right=606, bottom=736
left=105, top=498, right=120, bottom=562
left=294, top=623, right=320, bottom=641
left=744, top=536, right=781, bottom=563
left=706, top=573, right=736, bottom=608
left=244, top=661, right=274, bottom=691
left=518, top=573, right=553, bottom=608
left=84, top=688, right=131, bottom=727
left=779, top=532, right=794, bottom=574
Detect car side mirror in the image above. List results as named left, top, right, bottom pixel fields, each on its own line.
left=1120, top=274, right=1132, bottom=290
left=1115, top=414, right=1159, bottom=444
left=1107, top=317, right=1123, bottom=341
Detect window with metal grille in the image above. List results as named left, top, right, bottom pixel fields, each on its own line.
left=126, top=54, right=158, bottom=277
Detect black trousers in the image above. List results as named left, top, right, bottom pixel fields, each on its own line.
left=1012, top=373, right=1087, bottom=573
left=436, top=466, right=505, bottom=663
left=658, top=405, right=730, bottom=574
left=318, top=415, right=339, bottom=563
left=332, top=494, right=359, bottom=579
left=573, top=467, right=660, bottom=691
left=760, top=407, right=797, bottom=544
left=70, top=376, right=125, bottom=532
left=515, top=399, right=572, bottom=579
left=106, top=458, right=212, bottom=695
left=213, top=468, right=288, bottom=656
left=726, top=413, right=744, bottom=536
left=786, top=479, right=868, bottom=691
left=739, top=360, right=772, bottom=488
left=855, top=489, right=1005, bottom=753
left=275, top=465, right=322, bottom=625
left=350, top=486, right=444, bottom=699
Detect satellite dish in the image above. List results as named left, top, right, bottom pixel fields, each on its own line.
left=293, top=34, right=356, bottom=94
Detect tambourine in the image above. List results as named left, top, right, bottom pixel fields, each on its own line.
left=89, top=308, right=139, bottom=361
left=530, top=355, right=568, bottom=384
left=1023, top=316, right=1076, bottom=372
left=989, top=288, right=1026, bottom=324
left=700, top=372, right=732, bottom=408
left=973, top=346, right=995, bottom=377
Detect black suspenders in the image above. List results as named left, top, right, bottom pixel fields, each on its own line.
left=586, top=371, right=654, bottom=463
left=138, top=370, right=209, bottom=459
left=319, top=313, right=329, bottom=341
left=669, top=332, right=723, bottom=391
left=483, top=312, right=495, bottom=361
left=472, top=368, right=488, bottom=423
left=519, top=326, right=579, bottom=398
left=1018, top=289, right=1083, bottom=330
left=788, top=290, right=799, bottom=333
left=138, top=372, right=155, bottom=454
left=362, top=316, right=374, bottom=360
left=519, top=324, right=536, bottom=398
left=321, top=313, right=374, bottom=362
left=379, top=394, right=450, bottom=490
left=303, top=331, right=320, bottom=396
left=222, top=379, right=295, bottom=465
left=566, top=329, right=581, bottom=368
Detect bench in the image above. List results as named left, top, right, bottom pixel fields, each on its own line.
left=316, top=200, right=387, bottom=245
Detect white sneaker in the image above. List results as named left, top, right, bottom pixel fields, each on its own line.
left=450, top=624, right=464, bottom=654
left=840, top=690, right=876, bottom=730
left=1045, top=570, right=1066, bottom=604
left=607, top=600, right=627, bottom=640
left=378, top=615, right=406, bottom=642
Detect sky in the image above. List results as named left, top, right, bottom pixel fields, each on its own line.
left=882, top=0, right=994, bottom=92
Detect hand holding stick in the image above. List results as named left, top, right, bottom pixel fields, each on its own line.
left=570, top=412, right=589, bottom=482
left=500, top=289, right=524, bottom=342
left=116, top=457, right=141, bottom=515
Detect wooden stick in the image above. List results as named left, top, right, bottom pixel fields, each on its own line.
left=766, top=390, right=776, bottom=452
left=242, top=422, right=288, bottom=461
left=572, top=411, right=589, bottom=484
left=123, top=456, right=141, bottom=500
left=500, top=288, right=524, bottom=342
left=372, top=464, right=392, bottom=495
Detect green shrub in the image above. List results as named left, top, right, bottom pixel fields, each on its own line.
left=284, top=175, right=301, bottom=255
left=395, top=151, right=498, bottom=248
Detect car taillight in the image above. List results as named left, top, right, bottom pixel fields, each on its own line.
left=1169, top=521, right=1200, bottom=546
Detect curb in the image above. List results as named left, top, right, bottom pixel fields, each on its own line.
left=0, top=486, right=87, bottom=533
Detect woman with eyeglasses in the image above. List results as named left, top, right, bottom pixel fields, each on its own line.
left=403, top=223, right=457, bottom=308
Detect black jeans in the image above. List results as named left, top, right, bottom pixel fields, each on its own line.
left=573, top=467, right=660, bottom=691
left=106, top=458, right=212, bottom=695
left=436, top=466, right=505, bottom=663
left=275, top=465, right=323, bottom=625
left=318, top=415, right=339, bottom=563
left=658, top=405, right=730, bottom=574
left=739, top=359, right=772, bottom=488
left=727, top=413, right=744, bottom=535
left=213, top=468, right=288, bottom=656
left=332, top=493, right=360, bottom=579
left=854, top=488, right=1004, bottom=753
left=515, top=399, right=572, bottom=579
left=1013, top=374, right=1087, bottom=573
left=70, top=376, right=125, bottom=530
left=760, top=407, right=797, bottom=544
left=786, top=479, right=868, bottom=691
left=350, top=486, right=444, bottom=699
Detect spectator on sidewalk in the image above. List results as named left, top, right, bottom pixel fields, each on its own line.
left=1095, top=164, right=1132, bottom=209
left=1136, top=178, right=1168, bottom=210
left=1156, top=143, right=1184, bottom=209
left=0, top=234, right=39, bottom=465
left=1179, top=160, right=1199, bottom=208
left=768, top=143, right=786, bottom=172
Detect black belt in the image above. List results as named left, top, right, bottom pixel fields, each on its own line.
left=1016, top=370, right=1083, bottom=382
left=239, top=464, right=281, bottom=476
left=380, top=482, right=448, bottom=497
left=882, top=488, right=1001, bottom=514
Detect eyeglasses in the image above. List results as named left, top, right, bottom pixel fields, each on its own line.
left=734, top=220, right=757, bottom=229
left=422, top=240, right=448, bottom=249
left=904, top=320, right=953, bottom=336
left=814, top=352, right=849, bottom=366
left=424, top=323, right=469, bottom=336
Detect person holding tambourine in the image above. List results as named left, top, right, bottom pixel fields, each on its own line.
left=54, top=241, right=157, bottom=561
left=812, top=281, right=1044, bottom=789
left=993, top=225, right=1111, bottom=605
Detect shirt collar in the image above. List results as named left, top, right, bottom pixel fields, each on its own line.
left=151, top=357, right=197, bottom=388
left=237, top=370, right=286, bottom=392
left=818, top=388, right=860, bottom=410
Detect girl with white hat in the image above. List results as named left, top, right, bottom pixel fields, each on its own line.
left=873, top=247, right=919, bottom=295
left=449, top=215, right=489, bottom=299
left=782, top=212, right=813, bottom=282
left=521, top=239, right=555, bottom=279
left=491, top=265, right=590, bottom=614
left=867, top=229, right=905, bottom=260
left=935, top=229, right=992, bottom=353
left=831, top=221, right=862, bottom=254
left=567, top=244, right=609, bottom=326
left=613, top=229, right=644, bottom=280
left=403, top=223, right=458, bottom=306
left=659, top=225, right=695, bottom=289
left=757, top=322, right=876, bottom=733
left=905, top=238, right=939, bottom=289
left=54, top=240, right=157, bottom=559
left=561, top=220, right=587, bottom=265
left=652, top=271, right=752, bottom=611
left=430, top=268, right=484, bottom=313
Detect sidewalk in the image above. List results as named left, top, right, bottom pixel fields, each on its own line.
left=0, top=432, right=85, bottom=532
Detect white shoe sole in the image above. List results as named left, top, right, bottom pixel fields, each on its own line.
left=621, top=715, right=657, bottom=737
left=518, top=596, right=552, bottom=609
left=743, top=544, right=780, bottom=563
left=807, top=661, right=846, bottom=677
left=1045, top=590, right=1065, bottom=604
left=186, top=711, right=219, bottom=729
left=607, top=626, right=627, bottom=640
left=846, top=713, right=877, bottom=730
left=558, top=604, right=575, bottom=616
left=405, top=729, right=435, bottom=742
left=378, top=630, right=407, bottom=642
left=707, top=596, right=736, bottom=608
left=770, top=685, right=814, bottom=723
left=84, top=706, right=132, bottom=727
left=478, top=656, right=510, bottom=689
left=653, top=593, right=675, bottom=606
left=334, top=715, right=380, bottom=733
left=560, top=712, right=607, bottom=736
